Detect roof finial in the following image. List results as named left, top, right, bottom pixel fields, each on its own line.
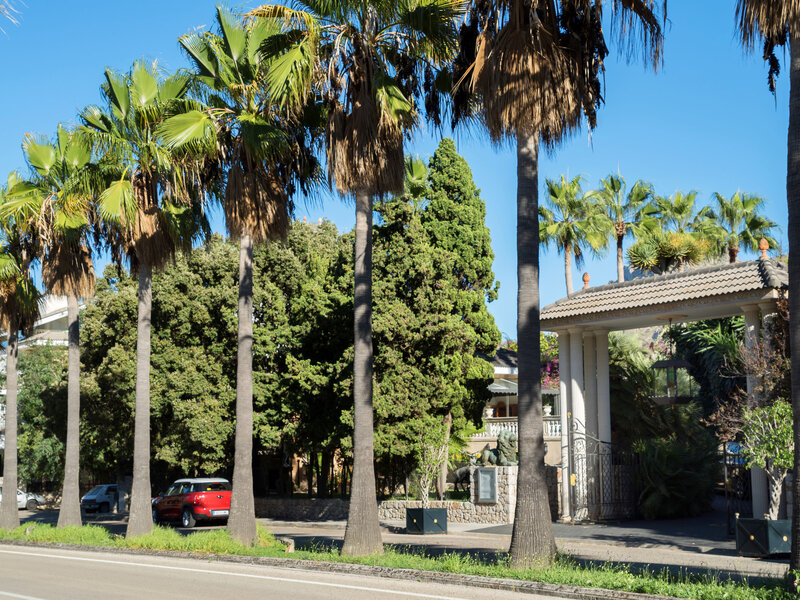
left=303, top=216, right=307, bottom=223
left=582, top=272, right=590, bottom=290
left=759, top=238, right=769, bottom=259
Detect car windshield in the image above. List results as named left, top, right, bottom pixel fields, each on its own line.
left=85, top=485, right=105, bottom=496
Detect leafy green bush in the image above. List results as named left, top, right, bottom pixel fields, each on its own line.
left=634, top=433, right=720, bottom=519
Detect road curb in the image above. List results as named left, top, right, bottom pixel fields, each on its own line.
left=0, top=539, right=678, bottom=600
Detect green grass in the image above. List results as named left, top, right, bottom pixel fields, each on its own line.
left=0, top=523, right=793, bottom=599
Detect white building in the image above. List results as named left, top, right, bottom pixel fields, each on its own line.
left=0, top=296, right=72, bottom=452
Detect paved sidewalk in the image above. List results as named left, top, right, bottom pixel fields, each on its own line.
left=261, top=512, right=789, bottom=583
left=19, top=504, right=791, bottom=582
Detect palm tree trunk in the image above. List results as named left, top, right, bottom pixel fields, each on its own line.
left=0, top=320, right=20, bottom=530
left=126, top=264, right=153, bottom=538
left=788, top=33, right=800, bottom=573
left=564, top=244, right=573, bottom=295
left=728, top=246, right=738, bottom=263
left=57, top=294, right=82, bottom=528
left=617, top=235, right=625, bottom=282
left=342, top=190, right=383, bottom=557
left=509, top=131, right=557, bottom=567
left=228, top=232, right=257, bottom=546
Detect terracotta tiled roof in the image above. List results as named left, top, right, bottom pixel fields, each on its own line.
left=541, top=258, right=787, bottom=321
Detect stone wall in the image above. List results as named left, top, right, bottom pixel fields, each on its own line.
left=255, top=465, right=560, bottom=525
left=255, top=497, right=349, bottom=521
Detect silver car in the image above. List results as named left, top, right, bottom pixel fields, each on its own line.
left=0, top=486, right=44, bottom=511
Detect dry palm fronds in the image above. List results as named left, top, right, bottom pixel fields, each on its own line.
left=736, top=0, right=800, bottom=48
left=475, top=20, right=581, bottom=144
left=125, top=170, right=178, bottom=270
left=610, top=0, right=665, bottom=69
left=42, top=242, right=95, bottom=300
left=224, top=164, right=290, bottom=243
left=0, top=277, right=41, bottom=336
left=326, top=93, right=406, bottom=197
left=131, top=204, right=177, bottom=270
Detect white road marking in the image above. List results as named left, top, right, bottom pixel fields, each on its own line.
left=0, top=592, right=48, bottom=600
left=0, top=549, right=468, bottom=600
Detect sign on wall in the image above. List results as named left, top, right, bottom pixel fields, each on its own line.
left=475, top=467, right=498, bottom=504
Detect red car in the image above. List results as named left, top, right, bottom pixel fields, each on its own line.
left=152, top=478, right=231, bottom=528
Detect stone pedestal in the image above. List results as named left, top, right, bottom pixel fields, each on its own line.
left=468, top=466, right=517, bottom=524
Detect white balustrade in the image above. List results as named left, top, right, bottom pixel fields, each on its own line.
left=472, top=416, right=562, bottom=439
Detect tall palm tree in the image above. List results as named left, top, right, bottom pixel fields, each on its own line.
left=0, top=173, right=42, bottom=531
left=249, top=0, right=464, bottom=556
left=734, top=0, right=800, bottom=571
left=81, top=61, right=202, bottom=538
left=539, top=175, right=608, bottom=295
left=588, top=174, right=655, bottom=282
left=708, top=191, right=778, bottom=262
left=651, top=191, right=706, bottom=234
left=452, top=0, right=665, bottom=566
left=159, top=7, right=320, bottom=545
left=7, top=126, right=98, bottom=528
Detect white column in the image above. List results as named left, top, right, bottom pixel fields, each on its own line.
left=582, top=331, right=598, bottom=519
left=743, top=305, right=768, bottom=518
left=595, top=330, right=612, bottom=518
left=743, top=306, right=760, bottom=400
left=583, top=332, right=598, bottom=440
left=595, top=331, right=611, bottom=444
left=557, top=330, right=571, bottom=521
left=568, top=327, right=586, bottom=519
left=569, top=328, right=585, bottom=435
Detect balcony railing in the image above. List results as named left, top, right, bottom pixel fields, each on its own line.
left=472, top=416, right=562, bottom=440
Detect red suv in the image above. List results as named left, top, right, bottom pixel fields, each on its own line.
left=152, top=478, right=231, bottom=528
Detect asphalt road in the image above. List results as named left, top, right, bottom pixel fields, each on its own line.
left=0, top=545, right=553, bottom=600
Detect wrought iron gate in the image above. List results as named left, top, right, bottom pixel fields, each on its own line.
left=722, top=442, right=752, bottom=535
left=569, top=436, right=639, bottom=521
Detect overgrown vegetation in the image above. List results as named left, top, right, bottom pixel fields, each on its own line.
left=608, top=332, right=719, bottom=519
left=0, top=523, right=793, bottom=599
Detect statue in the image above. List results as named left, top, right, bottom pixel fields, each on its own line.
left=453, top=455, right=477, bottom=492
left=480, top=430, right=518, bottom=466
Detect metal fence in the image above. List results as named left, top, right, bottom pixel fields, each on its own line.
left=570, top=437, right=639, bottom=521
left=722, top=442, right=752, bottom=535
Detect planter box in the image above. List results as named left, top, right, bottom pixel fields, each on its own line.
left=406, top=507, right=447, bottom=535
left=735, top=517, right=791, bottom=557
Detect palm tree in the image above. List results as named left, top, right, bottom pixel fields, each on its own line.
left=0, top=1, right=18, bottom=30
left=734, top=0, right=800, bottom=571
left=0, top=173, right=42, bottom=531
left=5, top=126, right=98, bottom=528
left=627, top=229, right=711, bottom=275
left=539, top=175, right=608, bottom=295
left=249, top=0, right=463, bottom=556
left=588, top=175, right=655, bottom=282
left=708, top=191, right=778, bottom=262
left=81, top=61, right=202, bottom=538
left=159, top=7, right=320, bottom=545
left=651, top=191, right=707, bottom=234
left=451, top=0, right=665, bottom=566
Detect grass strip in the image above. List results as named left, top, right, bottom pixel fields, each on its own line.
left=0, top=524, right=792, bottom=600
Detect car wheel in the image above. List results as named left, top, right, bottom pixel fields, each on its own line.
left=25, top=499, right=37, bottom=511
left=152, top=508, right=160, bottom=524
left=99, top=502, right=110, bottom=513
left=181, top=507, right=196, bottom=528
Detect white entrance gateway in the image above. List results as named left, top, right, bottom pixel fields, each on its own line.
left=540, top=255, right=787, bottom=521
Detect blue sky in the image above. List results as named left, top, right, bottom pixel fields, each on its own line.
left=0, top=1, right=790, bottom=340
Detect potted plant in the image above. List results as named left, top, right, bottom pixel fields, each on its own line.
left=406, top=419, right=448, bottom=534
left=735, top=400, right=793, bottom=557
